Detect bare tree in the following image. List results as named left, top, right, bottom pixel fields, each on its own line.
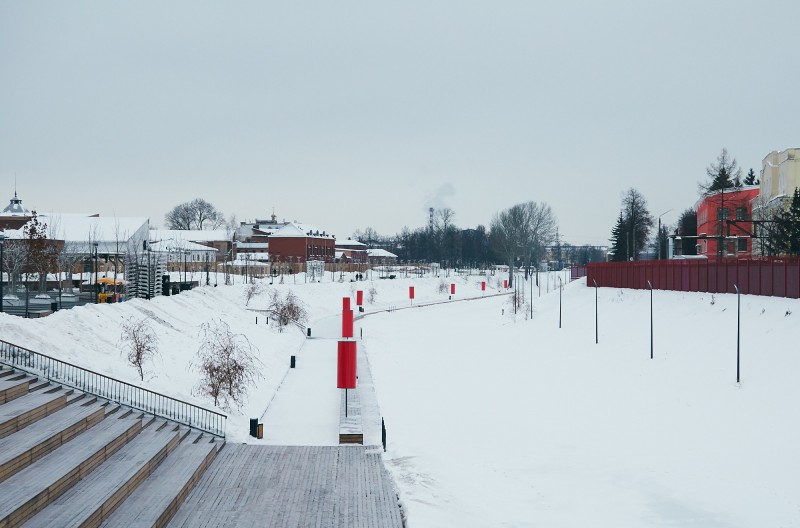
left=367, top=286, right=378, bottom=304
left=165, top=199, right=224, bottom=230
left=193, top=319, right=262, bottom=410
left=490, top=202, right=558, bottom=287
left=243, top=281, right=264, bottom=306
left=267, top=290, right=309, bottom=332
left=1, top=239, right=27, bottom=297
left=120, top=317, right=160, bottom=381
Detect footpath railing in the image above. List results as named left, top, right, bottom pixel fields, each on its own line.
left=0, top=339, right=226, bottom=438
left=587, top=257, right=800, bottom=299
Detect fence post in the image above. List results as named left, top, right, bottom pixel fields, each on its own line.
left=647, top=280, right=653, bottom=359
left=593, top=279, right=598, bottom=344
left=734, top=284, right=740, bottom=383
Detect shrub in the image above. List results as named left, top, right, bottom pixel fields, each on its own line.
left=267, top=290, right=309, bottom=332
left=120, top=317, right=159, bottom=381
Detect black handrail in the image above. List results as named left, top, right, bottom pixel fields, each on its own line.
left=0, top=339, right=226, bottom=438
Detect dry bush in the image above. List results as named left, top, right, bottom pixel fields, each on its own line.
left=193, top=319, right=263, bottom=410
left=368, top=286, right=378, bottom=304
left=243, top=281, right=264, bottom=306
left=120, top=317, right=160, bottom=381
left=438, top=279, right=448, bottom=294
left=267, top=290, right=309, bottom=332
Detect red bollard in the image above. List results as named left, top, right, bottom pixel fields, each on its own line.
left=337, top=340, right=357, bottom=388
left=342, top=309, right=354, bottom=338
left=342, top=297, right=351, bottom=311
left=356, top=290, right=363, bottom=306
left=481, top=281, right=486, bottom=291
left=409, top=286, right=415, bottom=299
left=504, top=279, right=508, bottom=289
left=450, top=283, right=456, bottom=295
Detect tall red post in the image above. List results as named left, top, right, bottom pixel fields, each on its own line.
left=342, top=297, right=351, bottom=311
left=337, top=340, right=357, bottom=388
left=342, top=309, right=354, bottom=338
left=481, top=281, right=486, bottom=291
left=450, top=283, right=455, bottom=295
left=409, top=286, right=415, bottom=299
left=503, top=279, right=508, bottom=289
left=356, top=290, right=363, bottom=306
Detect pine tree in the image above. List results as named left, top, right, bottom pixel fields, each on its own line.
left=743, top=168, right=758, bottom=186
left=609, top=212, right=629, bottom=262
left=676, top=208, right=697, bottom=256
left=701, top=148, right=743, bottom=194
left=782, top=188, right=800, bottom=255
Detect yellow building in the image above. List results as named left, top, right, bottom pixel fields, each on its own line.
left=760, top=148, right=800, bottom=204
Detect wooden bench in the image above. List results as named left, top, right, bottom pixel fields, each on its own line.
left=339, top=389, right=364, bottom=445
left=0, top=374, right=31, bottom=404
left=0, top=390, right=69, bottom=439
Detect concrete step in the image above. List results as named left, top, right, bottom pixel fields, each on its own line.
left=0, top=373, right=32, bottom=404
left=0, top=389, right=68, bottom=439
left=100, top=434, right=221, bottom=528
left=25, top=421, right=183, bottom=528
left=0, top=401, right=113, bottom=484
left=0, top=412, right=145, bottom=527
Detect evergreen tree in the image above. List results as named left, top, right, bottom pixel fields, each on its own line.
left=700, top=148, right=743, bottom=194
left=743, top=168, right=759, bottom=186
left=609, top=212, right=629, bottom=262
left=773, top=188, right=800, bottom=255
left=676, top=208, right=697, bottom=256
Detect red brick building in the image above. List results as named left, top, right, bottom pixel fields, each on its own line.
left=268, top=223, right=336, bottom=263
left=696, top=186, right=759, bottom=257
left=334, top=238, right=368, bottom=263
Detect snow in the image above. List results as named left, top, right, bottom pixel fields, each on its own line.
left=1, top=269, right=799, bottom=526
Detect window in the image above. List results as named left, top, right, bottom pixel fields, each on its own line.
left=717, top=207, right=729, bottom=220
left=736, top=207, right=747, bottom=221
left=738, top=238, right=748, bottom=252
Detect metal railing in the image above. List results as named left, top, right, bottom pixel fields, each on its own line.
left=0, top=339, right=226, bottom=438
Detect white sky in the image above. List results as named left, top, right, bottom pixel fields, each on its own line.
left=2, top=1, right=798, bottom=246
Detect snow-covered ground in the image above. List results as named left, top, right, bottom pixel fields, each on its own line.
left=1, top=270, right=798, bottom=526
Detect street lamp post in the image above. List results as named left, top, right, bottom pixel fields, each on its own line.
left=93, top=242, right=99, bottom=304
left=647, top=280, right=653, bottom=359
left=184, top=250, right=189, bottom=285
left=657, top=209, right=673, bottom=260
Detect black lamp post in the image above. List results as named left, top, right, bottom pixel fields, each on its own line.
left=93, top=242, right=99, bottom=304
left=184, top=250, right=189, bottom=285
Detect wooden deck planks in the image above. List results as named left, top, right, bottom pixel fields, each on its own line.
left=0, top=401, right=108, bottom=484
left=0, top=414, right=142, bottom=528
left=167, top=445, right=402, bottom=528
left=25, top=423, right=181, bottom=528
left=0, top=390, right=68, bottom=439
left=0, top=374, right=31, bottom=404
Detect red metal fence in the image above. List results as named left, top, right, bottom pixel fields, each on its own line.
left=586, top=258, right=800, bottom=299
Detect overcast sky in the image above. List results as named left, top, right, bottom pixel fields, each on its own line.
left=2, top=1, right=798, bottom=246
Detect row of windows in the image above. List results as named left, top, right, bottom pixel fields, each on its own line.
left=716, top=207, right=748, bottom=221
left=697, top=238, right=748, bottom=254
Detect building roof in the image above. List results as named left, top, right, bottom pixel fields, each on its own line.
left=18, top=213, right=150, bottom=243
left=1, top=192, right=31, bottom=217
left=148, top=239, right=218, bottom=253
left=269, top=222, right=335, bottom=239
left=236, top=242, right=269, bottom=249
left=150, top=229, right=231, bottom=243
left=335, top=238, right=366, bottom=248
left=367, top=248, right=398, bottom=258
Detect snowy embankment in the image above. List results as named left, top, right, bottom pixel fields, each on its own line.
left=0, top=271, right=494, bottom=443
left=4, top=269, right=797, bottom=526
left=365, top=277, right=800, bottom=527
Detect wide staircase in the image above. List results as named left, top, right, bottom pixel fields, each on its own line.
left=0, top=365, right=222, bottom=528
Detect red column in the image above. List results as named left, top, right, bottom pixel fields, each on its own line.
left=450, top=283, right=455, bottom=295
left=481, top=281, right=486, bottom=291
left=337, top=340, right=357, bottom=388
left=342, top=309, right=354, bottom=338
left=409, top=286, right=415, bottom=299
left=503, top=279, right=508, bottom=289
left=356, top=290, right=363, bottom=306
left=343, top=297, right=351, bottom=311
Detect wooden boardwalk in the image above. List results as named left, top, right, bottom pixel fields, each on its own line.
left=168, top=444, right=403, bottom=528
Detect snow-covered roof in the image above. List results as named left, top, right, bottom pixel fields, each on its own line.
left=367, top=248, right=398, bottom=258
left=269, top=222, right=334, bottom=239
left=34, top=214, right=149, bottom=243
left=150, top=229, right=230, bottom=243
left=148, top=240, right=218, bottom=253
left=1, top=192, right=31, bottom=216
left=236, top=242, right=269, bottom=249
left=335, top=238, right=366, bottom=248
